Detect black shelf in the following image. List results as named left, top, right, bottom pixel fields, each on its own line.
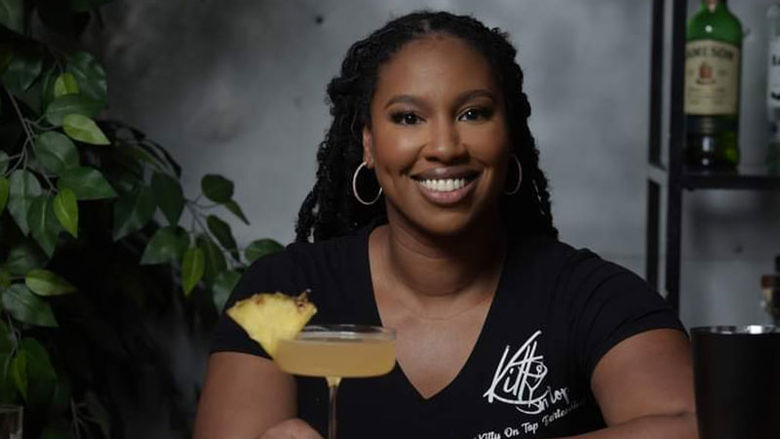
left=648, top=164, right=780, bottom=190
left=682, top=170, right=780, bottom=190
left=644, top=0, right=780, bottom=313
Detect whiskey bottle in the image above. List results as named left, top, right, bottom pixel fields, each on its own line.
left=684, top=0, right=742, bottom=171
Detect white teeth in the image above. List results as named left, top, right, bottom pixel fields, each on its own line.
left=419, top=178, right=468, bottom=192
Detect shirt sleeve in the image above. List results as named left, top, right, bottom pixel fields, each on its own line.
left=561, top=250, right=686, bottom=380
left=210, top=249, right=299, bottom=359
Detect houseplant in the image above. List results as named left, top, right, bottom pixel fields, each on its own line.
left=0, top=1, right=283, bottom=437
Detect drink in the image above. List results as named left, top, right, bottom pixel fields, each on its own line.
left=684, top=0, right=742, bottom=171
left=276, top=329, right=396, bottom=378
left=768, top=4, right=780, bottom=174
left=274, top=324, right=395, bottom=439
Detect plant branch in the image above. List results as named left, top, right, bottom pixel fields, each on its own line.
left=5, top=89, right=37, bottom=153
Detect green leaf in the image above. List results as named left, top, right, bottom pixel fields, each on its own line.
left=140, top=226, right=189, bottom=265
left=62, top=114, right=110, bottom=145
left=44, top=95, right=104, bottom=126
left=197, top=235, right=226, bottom=284
left=33, top=131, right=80, bottom=175
left=245, top=239, right=284, bottom=263
left=0, top=269, right=9, bottom=290
left=181, top=247, right=204, bottom=296
left=66, top=51, right=107, bottom=103
left=53, top=188, right=78, bottom=237
left=201, top=174, right=233, bottom=203
left=0, top=176, right=8, bottom=215
left=0, top=43, right=11, bottom=74
left=58, top=167, right=116, bottom=200
left=206, top=215, right=238, bottom=258
left=49, top=375, right=72, bottom=415
left=224, top=199, right=249, bottom=225
left=7, top=170, right=42, bottom=235
left=112, top=185, right=155, bottom=241
left=1, top=284, right=57, bottom=327
left=151, top=172, right=184, bottom=225
left=10, top=349, right=26, bottom=400
left=0, top=320, right=13, bottom=354
left=40, top=66, right=58, bottom=109
left=0, top=150, right=9, bottom=174
left=25, top=269, right=76, bottom=296
left=53, top=72, right=79, bottom=98
left=0, top=0, right=24, bottom=33
left=27, top=195, right=62, bottom=257
left=3, top=242, right=46, bottom=276
left=19, top=338, right=56, bottom=405
left=1, top=48, right=42, bottom=95
left=212, top=270, right=241, bottom=311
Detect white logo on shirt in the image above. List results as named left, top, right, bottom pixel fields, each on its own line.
left=482, top=330, right=551, bottom=414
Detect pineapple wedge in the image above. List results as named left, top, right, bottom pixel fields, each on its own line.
left=227, top=291, right=317, bottom=358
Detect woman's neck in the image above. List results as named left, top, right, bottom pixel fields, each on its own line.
left=370, top=210, right=506, bottom=317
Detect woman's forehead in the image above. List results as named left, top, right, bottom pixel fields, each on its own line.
left=373, top=34, right=499, bottom=101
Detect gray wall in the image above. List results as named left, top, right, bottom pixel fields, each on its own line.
left=91, top=0, right=780, bottom=327
left=85, top=0, right=779, bottom=435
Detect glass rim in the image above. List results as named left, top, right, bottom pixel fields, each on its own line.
left=691, top=325, right=780, bottom=335
left=298, top=324, right=395, bottom=340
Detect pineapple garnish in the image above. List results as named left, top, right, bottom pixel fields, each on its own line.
left=227, top=291, right=317, bottom=358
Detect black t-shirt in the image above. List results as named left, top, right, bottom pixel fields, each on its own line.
left=212, top=223, right=684, bottom=439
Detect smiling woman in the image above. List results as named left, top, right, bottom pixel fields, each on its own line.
left=194, top=11, right=697, bottom=439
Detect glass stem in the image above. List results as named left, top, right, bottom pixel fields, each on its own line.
left=326, top=376, right=341, bottom=439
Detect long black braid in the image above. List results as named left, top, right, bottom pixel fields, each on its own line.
left=295, top=11, right=557, bottom=243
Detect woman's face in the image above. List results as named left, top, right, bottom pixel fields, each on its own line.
left=363, top=34, right=511, bottom=237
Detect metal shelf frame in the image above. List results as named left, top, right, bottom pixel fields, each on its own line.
left=645, top=0, right=780, bottom=312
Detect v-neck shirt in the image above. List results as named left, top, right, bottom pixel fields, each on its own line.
left=211, top=223, right=684, bottom=439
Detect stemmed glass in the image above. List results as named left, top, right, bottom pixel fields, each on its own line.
left=275, top=324, right=396, bottom=439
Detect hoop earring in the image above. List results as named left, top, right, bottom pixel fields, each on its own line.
left=504, top=154, right=522, bottom=195
left=352, top=162, right=383, bottom=205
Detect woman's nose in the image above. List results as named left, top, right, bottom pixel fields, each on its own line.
left=423, top=119, right=465, bottom=163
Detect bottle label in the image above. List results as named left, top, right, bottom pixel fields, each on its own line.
left=769, top=38, right=780, bottom=110
left=684, top=39, right=740, bottom=115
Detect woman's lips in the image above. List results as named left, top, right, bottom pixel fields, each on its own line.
left=413, top=175, right=478, bottom=206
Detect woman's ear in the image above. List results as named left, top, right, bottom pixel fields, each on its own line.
left=362, top=125, right=375, bottom=168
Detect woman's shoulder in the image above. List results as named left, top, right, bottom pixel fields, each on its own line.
left=238, top=230, right=366, bottom=290
left=511, top=234, right=642, bottom=287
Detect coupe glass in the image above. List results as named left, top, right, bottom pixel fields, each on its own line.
left=275, top=324, right=396, bottom=439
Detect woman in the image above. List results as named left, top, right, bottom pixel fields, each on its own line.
left=195, top=11, right=696, bottom=439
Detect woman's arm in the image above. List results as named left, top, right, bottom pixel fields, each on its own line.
left=194, top=352, right=313, bottom=439
left=566, top=328, right=698, bottom=439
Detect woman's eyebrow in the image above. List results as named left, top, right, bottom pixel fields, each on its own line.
left=454, top=89, right=496, bottom=107
left=384, top=94, right=425, bottom=109
left=383, top=89, right=496, bottom=110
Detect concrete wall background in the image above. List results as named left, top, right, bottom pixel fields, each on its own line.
left=80, top=0, right=780, bottom=435
left=90, top=0, right=780, bottom=327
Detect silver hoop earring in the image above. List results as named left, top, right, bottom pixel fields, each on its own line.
left=352, top=162, right=383, bottom=205
left=504, top=154, right=522, bottom=195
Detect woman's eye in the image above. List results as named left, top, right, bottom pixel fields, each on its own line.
left=459, top=108, right=493, bottom=121
left=391, top=112, right=422, bottom=125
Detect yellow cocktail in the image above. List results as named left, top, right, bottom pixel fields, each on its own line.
left=274, top=325, right=396, bottom=439
left=276, top=328, right=395, bottom=378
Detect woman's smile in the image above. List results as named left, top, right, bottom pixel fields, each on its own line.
left=411, top=166, right=481, bottom=206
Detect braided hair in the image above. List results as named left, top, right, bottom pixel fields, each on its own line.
left=295, top=10, right=557, bottom=243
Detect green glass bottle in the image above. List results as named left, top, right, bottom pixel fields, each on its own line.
left=684, top=0, right=742, bottom=171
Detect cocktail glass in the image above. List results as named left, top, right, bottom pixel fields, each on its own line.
left=275, top=324, right=396, bottom=439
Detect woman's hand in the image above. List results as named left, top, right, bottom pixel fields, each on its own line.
left=259, top=418, right=324, bottom=439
